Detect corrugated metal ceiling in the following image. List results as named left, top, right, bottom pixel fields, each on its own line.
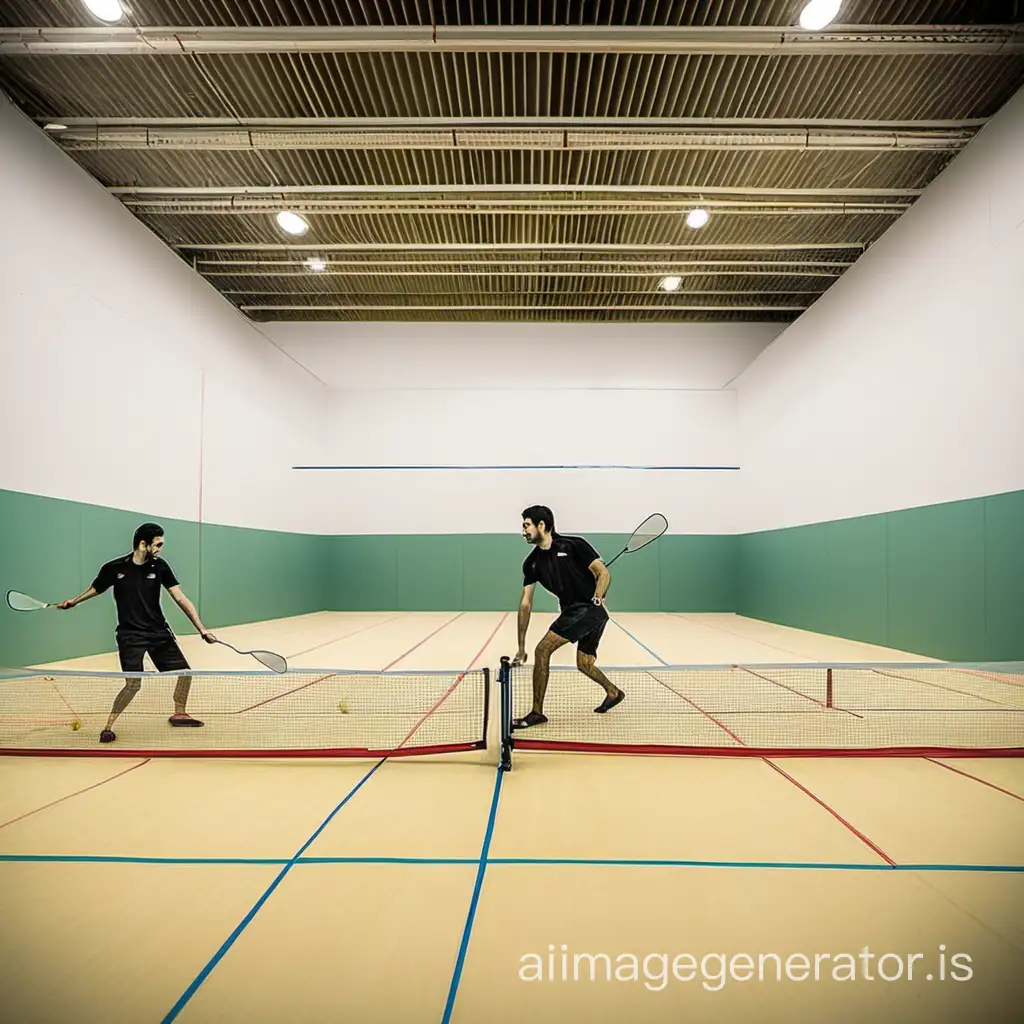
left=0, top=1, right=1021, bottom=322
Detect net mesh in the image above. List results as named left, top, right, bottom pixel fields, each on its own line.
left=0, top=668, right=488, bottom=757
left=505, top=662, right=1024, bottom=756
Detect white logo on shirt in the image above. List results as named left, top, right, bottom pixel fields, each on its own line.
left=116, top=573, right=125, bottom=579
left=556, top=552, right=569, bottom=557
left=146, top=573, right=156, bottom=579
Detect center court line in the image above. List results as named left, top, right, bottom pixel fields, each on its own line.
left=381, top=611, right=467, bottom=671
left=395, top=612, right=508, bottom=752
left=871, top=667, right=1017, bottom=708
left=616, top=620, right=896, bottom=867
left=160, top=758, right=386, bottom=1024
left=0, top=758, right=151, bottom=829
left=1, top=853, right=1021, bottom=872
left=923, top=757, right=1024, bottom=802
left=440, top=767, right=504, bottom=1024
left=234, top=613, right=464, bottom=713
left=762, top=760, right=897, bottom=867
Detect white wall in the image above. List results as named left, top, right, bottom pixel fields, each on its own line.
left=0, top=96, right=328, bottom=534
left=269, top=322, right=780, bottom=534
left=736, top=85, right=1024, bottom=533
left=264, top=321, right=779, bottom=390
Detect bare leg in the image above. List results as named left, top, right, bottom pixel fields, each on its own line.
left=577, top=652, right=625, bottom=713
left=531, top=631, right=571, bottom=715
left=576, top=652, right=618, bottom=697
left=104, top=678, right=141, bottom=731
left=173, top=674, right=192, bottom=715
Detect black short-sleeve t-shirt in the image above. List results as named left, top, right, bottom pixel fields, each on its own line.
left=92, top=554, right=179, bottom=638
left=522, top=534, right=602, bottom=609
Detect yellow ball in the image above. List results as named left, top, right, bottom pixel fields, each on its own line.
left=71, top=720, right=82, bottom=731
left=337, top=700, right=349, bottom=714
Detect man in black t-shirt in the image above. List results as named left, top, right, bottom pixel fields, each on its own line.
left=57, top=522, right=217, bottom=743
left=511, top=505, right=624, bottom=729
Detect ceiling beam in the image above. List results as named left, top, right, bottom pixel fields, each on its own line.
left=127, top=199, right=909, bottom=216
left=238, top=303, right=809, bottom=312
left=54, top=125, right=971, bottom=153
left=36, top=116, right=992, bottom=130
left=111, top=184, right=923, bottom=198
left=4, top=24, right=1022, bottom=56
left=177, top=242, right=866, bottom=252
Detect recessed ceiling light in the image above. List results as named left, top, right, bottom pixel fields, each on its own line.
left=83, top=0, right=126, bottom=22
left=798, top=0, right=842, bottom=31
left=305, top=257, right=327, bottom=272
left=686, top=208, right=710, bottom=229
left=43, top=123, right=69, bottom=132
left=276, top=210, right=310, bottom=236
left=659, top=276, right=682, bottom=292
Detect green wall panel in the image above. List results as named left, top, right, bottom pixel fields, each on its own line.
left=823, top=515, right=888, bottom=647
left=395, top=535, right=464, bottom=610
left=462, top=534, right=531, bottom=611
left=984, top=490, right=1024, bottom=660
left=659, top=536, right=737, bottom=612
left=886, top=499, right=987, bottom=660
left=0, top=489, right=327, bottom=667
left=330, top=536, right=398, bottom=610
left=200, top=524, right=328, bottom=628
left=739, top=490, right=1023, bottom=661
left=4, top=487, right=1020, bottom=666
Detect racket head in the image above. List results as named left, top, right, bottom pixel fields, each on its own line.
left=252, top=650, right=288, bottom=674
left=625, top=513, right=669, bottom=553
left=6, top=590, right=51, bottom=612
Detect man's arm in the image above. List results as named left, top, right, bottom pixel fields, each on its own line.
left=167, top=585, right=217, bottom=642
left=589, top=559, right=611, bottom=605
left=513, top=584, right=535, bottom=665
left=57, top=586, right=99, bottom=610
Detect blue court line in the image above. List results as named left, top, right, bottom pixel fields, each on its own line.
left=292, top=465, right=741, bottom=471
left=160, top=758, right=386, bottom=1024
left=440, top=768, right=505, bottom=1024
left=2, top=853, right=1020, bottom=872
left=611, top=617, right=670, bottom=667
left=487, top=858, right=1024, bottom=873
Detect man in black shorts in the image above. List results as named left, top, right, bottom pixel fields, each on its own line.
left=57, top=522, right=217, bottom=743
left=511, top=505, right=624, bottom=729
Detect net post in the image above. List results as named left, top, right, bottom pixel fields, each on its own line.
left=498, top=655, right=512, bottom=772
left=481, top=666, right=490, bottom=749
left=826, top=667, right=833, bottom=709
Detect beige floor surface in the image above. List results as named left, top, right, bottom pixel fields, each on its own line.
left=1, top=613, right=1020, bottom=1023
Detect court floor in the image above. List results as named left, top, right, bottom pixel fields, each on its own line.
left=1, top=613, right=1022, bottom=1023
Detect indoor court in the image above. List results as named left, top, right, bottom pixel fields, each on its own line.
left=1, top=3, right=1022, bottom=1024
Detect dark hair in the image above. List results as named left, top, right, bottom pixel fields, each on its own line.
left=133, top=523, right=165, bottom=549
left=522, top=505, right=555, bottom=534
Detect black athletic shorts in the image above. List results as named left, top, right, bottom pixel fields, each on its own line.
left=549, top=602, right=609, bottom=657
left=117, top=632, right=190, bottom=674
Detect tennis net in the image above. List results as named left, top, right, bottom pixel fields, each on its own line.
left=0, top=666, right=489, bottom=757
left=498, top=659, right=1024, bottom=764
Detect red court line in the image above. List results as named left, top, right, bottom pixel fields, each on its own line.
left=234, top=671, right=338, bottom=714
left=395, top=612, right=509, bottom=752
left=762, top=759, right=897, bottom=867
left=381, top=612, right=466, bottom=671
left=924, top=757, right=1024, bottom=802
left=0, top=758, right=151, bottom=829
left=0, top=745, right=481, bottom=760
left=871, top=668, right=1014, bottom=708
left=740, top=666, right=828, bottom=707
left=233, top=614, right=410, bottom=713
left=287, top=613, right=403, bottom=658
left=510, top=741, right=1023, bottom=758
left=643, top=670, right=747, bottom=746
left=961, top=669, right=1024, bottom=687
